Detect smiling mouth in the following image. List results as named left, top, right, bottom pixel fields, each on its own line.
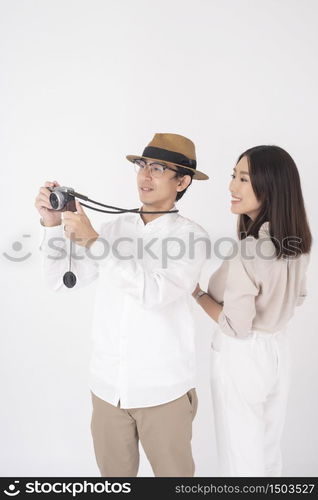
left=231, top=196, right=242, bottom=202
left=140, top=187, right=153, bottom=192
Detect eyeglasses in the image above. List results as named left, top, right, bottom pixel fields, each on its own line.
left=133, top=159, right=178, bottom=178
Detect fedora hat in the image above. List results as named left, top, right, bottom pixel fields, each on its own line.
left=126, top=133, right=209, bottom=180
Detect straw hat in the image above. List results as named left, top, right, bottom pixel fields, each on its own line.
left=126, top=133, right=209, bottom=180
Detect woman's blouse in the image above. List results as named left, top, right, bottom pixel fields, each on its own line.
left=208, top=222, right=310, bottom=337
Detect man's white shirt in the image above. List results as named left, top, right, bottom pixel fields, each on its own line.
left=39, top=209, right=210, bottom=408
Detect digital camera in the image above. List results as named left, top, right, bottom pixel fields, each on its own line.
left=48, top=186, right=76, bottom=212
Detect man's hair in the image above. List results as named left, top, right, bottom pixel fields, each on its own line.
left=173, top=167, right=194, bottom=201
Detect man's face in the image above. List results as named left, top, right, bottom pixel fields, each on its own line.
left=135, top=159, right=191, bottom=208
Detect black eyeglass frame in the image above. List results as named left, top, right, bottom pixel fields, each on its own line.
left=133, top=158, right=180, bottom=176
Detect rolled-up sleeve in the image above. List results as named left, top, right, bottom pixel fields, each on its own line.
left=217, top=253, right=260, bottom=338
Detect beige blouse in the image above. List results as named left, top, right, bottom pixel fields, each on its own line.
left=208, top=222, right=310, bottom=338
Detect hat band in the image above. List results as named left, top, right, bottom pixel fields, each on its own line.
left=142, top=146, right=197, bottom=170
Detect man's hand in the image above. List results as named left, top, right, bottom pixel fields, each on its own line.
left=62, top=200, right=99, bottom=248
left=35, top=181, right=62, bottom=227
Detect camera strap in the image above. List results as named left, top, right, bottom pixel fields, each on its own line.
left=72, top=191, right=179, bottom=215
left=63, top=240, right=77, bottom=288
left=51, top=188, right=179, bottom=288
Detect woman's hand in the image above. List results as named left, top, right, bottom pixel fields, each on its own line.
left=192, top=283, right=201, bottom=298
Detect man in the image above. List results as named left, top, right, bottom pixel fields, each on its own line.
left=35, top=133, right=210, bottom=477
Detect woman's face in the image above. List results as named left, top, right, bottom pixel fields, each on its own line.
left=229, top=156, right=262, bottom=220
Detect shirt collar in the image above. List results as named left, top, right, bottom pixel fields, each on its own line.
left=136, top=205, right=179, bottom=229
left=258, top=221, right=270, bottom=237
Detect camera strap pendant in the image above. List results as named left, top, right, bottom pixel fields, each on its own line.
left=63, top=239, right=77, bottom=288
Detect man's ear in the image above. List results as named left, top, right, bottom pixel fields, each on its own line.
left=176, top=175, right=192, bottom=192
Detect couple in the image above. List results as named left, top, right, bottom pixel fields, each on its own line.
left=36, top=133, right=311, bottom=477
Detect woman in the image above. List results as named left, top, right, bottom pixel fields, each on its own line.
left=193, top=145, right=312, bottom=477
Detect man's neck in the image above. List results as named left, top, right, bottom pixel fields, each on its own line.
left=140, top=202, right=176, bottom=225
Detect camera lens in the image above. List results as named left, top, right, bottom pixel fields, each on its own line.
left=49, top=191, right=66, bottom=210
left=49, top=193, right=59, bottom=210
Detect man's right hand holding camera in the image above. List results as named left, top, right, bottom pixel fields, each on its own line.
left=35, top=181, right=62, bottom=227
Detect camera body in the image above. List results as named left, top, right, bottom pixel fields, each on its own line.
left=48, top=186, right=76, bottom=212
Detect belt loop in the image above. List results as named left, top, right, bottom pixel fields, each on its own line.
left=274, top=335, right=280, bottom=374
left=251, top=330, right=256, bottom=349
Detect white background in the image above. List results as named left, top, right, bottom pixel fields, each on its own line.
left=0, top=0, right=317, bottom=476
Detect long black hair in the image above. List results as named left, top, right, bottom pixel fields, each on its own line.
left=236, top=145, right=312, bottom=258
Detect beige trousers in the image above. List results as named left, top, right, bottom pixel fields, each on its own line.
left=90, top=388, right=198, bottom=477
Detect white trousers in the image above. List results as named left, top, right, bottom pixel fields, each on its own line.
left=210, top=325, right=291, bottom=477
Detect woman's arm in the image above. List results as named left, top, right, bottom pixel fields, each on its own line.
left=192, top=284, right=223, bottom=322
left=192, top=249, right=259, bottom=338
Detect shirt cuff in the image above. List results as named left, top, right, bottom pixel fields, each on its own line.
left=296, top=294, right=306, bottom=306
left=39, top=223, right=65, bottom=256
